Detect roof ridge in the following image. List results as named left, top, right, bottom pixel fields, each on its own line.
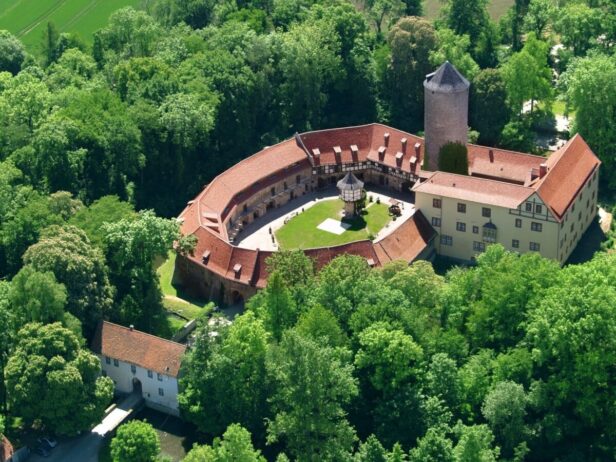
left=101, top=320, right=185, bottom=348
left=425, top=171, right=534, bottom=190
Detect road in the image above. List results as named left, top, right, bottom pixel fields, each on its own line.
left=28, top=393, right=143, bottom=462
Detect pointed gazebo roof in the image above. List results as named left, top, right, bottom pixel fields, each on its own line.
left=337, top=172, right=364, bottom=191
left=424, top=61, right=470, bottom=93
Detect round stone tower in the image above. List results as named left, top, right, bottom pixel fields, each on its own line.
left=423, top=61, right=470, bottom=172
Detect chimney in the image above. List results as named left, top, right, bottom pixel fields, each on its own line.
left=384, top=133, right=390, bottom=146
left=202, top=250, right=211, bottom=264
left=539, top=163, right=548, bottom=178
left=129, top=325, right=134, bottom=331
left=414, top=142, right=421, bottom=162
left=489, top=149, right=494, bottom=163
left=378, top=146, right=386, bottom=161
left=312, top=148, right=320, bottom=158
left=401, top=138, right=407, bottom=154
left=395, top=151, right=404, bottom=166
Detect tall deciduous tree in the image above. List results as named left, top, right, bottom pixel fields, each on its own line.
left=0, top=30, right=25, bottom=75
left=9, top=265, right=67, bottom=326
left=104, top=210, right=181, bottom=332
left=267, top=330, right=358, bottom=461
left=440, top=0, right=490, bottom=44
left=470, top=69, right=510, bottom=146
left=4, top=322, right=113, bottom=435
left=180, top=312, right=270, bottom=439
left=24, top=225, right=113, bottom=337
left=501, top=33, right=552, bottom=114
left=184, top=424, right=266, bottom=462
left=111, top=420, right=160, bottom=462
left=482, top=381, right=527, bottom=458
left=384, top=17, right=437, bottom=133
left=563, top=53, right=616, bottom=189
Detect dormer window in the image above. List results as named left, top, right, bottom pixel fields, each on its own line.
left=202, top=250, right=211, bottom=264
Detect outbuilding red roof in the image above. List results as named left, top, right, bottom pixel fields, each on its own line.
left=91, top=321, right=186, bottom=377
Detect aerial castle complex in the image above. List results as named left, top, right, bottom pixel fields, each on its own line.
left=177, top=62, right=600, bottom=304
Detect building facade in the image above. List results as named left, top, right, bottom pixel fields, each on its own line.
left=176, top=62, right=600, bottom=301
left=91, top=321, right=186, bottom=416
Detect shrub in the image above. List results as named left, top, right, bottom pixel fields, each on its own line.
left=438, top=142, right=469, bottom=175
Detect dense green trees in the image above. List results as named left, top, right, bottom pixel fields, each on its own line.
left=4, top=322, right=113, bottom=435
left=110, top=420, right=161, bottom=462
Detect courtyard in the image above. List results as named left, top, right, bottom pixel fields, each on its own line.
left=235, top=187, right=416, bottom=251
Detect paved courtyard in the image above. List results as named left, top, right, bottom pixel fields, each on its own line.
left=234, top=187, right=415, bottom=251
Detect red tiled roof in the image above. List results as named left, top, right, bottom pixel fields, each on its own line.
left=413, top=171, right=533, bottom=209
left=535, top=134, right=600, bottom=218
left=375, top=211, right=436, bottom=263
left=91, top=321, right=186, bottom=377
left=467, top=144, right=545, bottom=184
left=1, top=437, right=14, bottom=462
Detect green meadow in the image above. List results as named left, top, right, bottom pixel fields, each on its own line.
left=0, top=0, right=140, bottom=51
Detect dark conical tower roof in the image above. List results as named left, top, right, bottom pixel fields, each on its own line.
left=337, top=172, right=363, bottom=191
left=424, top=61, right=470, bottom=93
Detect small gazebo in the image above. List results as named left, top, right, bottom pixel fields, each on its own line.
left=337, top=172, right=364, bottom=216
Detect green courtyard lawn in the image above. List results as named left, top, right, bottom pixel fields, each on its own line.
left=156, top=251, right=212, bottom=336
left=276, top=198, right=391, bottom=249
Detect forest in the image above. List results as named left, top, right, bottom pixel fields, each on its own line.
left=0, top=0, right=615, bottom=460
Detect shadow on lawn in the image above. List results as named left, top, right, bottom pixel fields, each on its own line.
left=340, top=214, right=368, bottom=231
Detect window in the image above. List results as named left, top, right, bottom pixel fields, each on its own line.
left=472, top=226, right=479, bottom=234
left=530, top=242, right=541, bottom=251
left=578, top=212, right=582, bottom=220
left=148, top=370, right=153, bottom=379
left=572, top=203, right=575, bottom=212
left=531, top=222, right=542, bottom=232
left=431, top=217, right=441, bottom=227
left=535, top=204, right=542, bottom=214
left=113, top=359, right=119, bottom=367
left=433, top=198, right=442, bottom=208
left=131, top=365, right=136, bottom=374
left=242, top=204, right=248, bottom=213
left=525, top=202, right=532, bottom=212
left=105, top=356, right=111, bottom=365
left=482, top=223, right=497, bottom=243
left=157, top=373, right=163, bottom=382
left=473, top=241, right=485, bottom=252
left=456, top=222, right=466, bottom=232
left=102, top=370, right=107, bottom=377
left=515, top=218, right=522, bottom=228
left=296, top=174, right=301, bottom=185
left=482, top=207, right=491, bottom=218
left=158, top=388, right=164, bottom=396
left=283, top=182, right=288, bottom=190
left=440, top=235, right=453, bottom=246
left=457, top=203, right=466, bottom=213
left=512, top=239, right=519, bottom=248
left=270, top=187, right=275, bottom=197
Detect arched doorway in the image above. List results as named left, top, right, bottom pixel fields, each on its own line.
left=132, top=377, right=142, bottom=395
left=231, top=290, right=244, bottom=306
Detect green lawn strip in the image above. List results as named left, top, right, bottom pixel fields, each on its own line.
left=276, top=198, right=391, bottom=249
left=423, top=0, right=513, bottom=20
left=157, top=251, right=179, bottom=297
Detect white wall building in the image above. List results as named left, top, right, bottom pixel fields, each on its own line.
left=92, top=321, right=186, bottom=416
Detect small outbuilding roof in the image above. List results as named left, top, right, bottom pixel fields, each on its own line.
left=337, top=172, right=364, bottom=191
left=424, top=61, right=470, bottom=93
left=91, top=321, right=186, bottom=377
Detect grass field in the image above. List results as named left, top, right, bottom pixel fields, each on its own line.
left=0, top=0, right=140, bottom=51
left=276, top=199, right=391, bottom=249
left=423, top=0, right=514, bottom=20
left=156, top=251, right=212, bottom=334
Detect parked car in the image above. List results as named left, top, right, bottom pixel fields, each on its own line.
left=33, top=444, right=50, bottom=458
left=39, top=436, right=58, bottom=449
